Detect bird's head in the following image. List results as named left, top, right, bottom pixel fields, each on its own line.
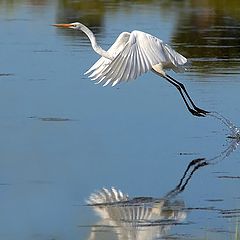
left=53, top=22, right=83, bottom=30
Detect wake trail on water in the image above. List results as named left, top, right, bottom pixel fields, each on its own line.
left=206, top=111, right=240, bottom=140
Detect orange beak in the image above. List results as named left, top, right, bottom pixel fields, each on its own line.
left=52, top=23, right=72, bottom=28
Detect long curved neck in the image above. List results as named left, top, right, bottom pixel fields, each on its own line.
left=80, top=25, right=113, bottom=60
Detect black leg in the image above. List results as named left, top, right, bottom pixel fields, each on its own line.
left=152, top=68, right=208, bottom=116
left=166, top=74, right=209, bottom=115
left=164, top=76, right=204, bottom=116
left=160, top=73, right=206, bottom=116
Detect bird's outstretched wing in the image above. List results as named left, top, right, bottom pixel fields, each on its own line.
left=84, top=31, right=131, bottom=83
left=85, top=30, right=187, bottom=86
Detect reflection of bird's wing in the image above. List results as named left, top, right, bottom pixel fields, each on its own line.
left=87, top=188, right=186, bottom=240
left=85, top=30, right=187, bottom=86
left=87, top=187, right=129, bottom=205
left=87, top=187, right=157, bottom=222
left=87, top=187, right=129, bottom=219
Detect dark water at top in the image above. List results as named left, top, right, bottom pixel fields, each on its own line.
left=0, top=0, right=240, bottom=239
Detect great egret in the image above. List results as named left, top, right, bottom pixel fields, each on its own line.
left=53, top=22, right=209, bottom=117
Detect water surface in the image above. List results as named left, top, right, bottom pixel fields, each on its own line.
left=0, top=0, right=240, bottom=239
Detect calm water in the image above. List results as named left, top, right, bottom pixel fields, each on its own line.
left=0, top=0, right=240, bottom=239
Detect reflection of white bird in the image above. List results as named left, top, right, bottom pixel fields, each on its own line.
left=53, top=22, right=208, bottom=116
left=86, top=187, right=186, bottom=240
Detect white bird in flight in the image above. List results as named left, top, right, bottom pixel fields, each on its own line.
left=53, top=22, right=208, bottom=117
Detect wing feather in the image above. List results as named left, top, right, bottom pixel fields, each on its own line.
left=85, top=32, right=130, bottom=74
left=102, top=50, right=129, bottom=85
left=85, top=30, right=187, bottom=86
left=110, top=49, right=133, bottom=85
left=121, top=49, right=134, bottom=82
left=116, top=45, right=137, bottom=83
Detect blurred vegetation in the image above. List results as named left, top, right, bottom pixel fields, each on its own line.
left=172, top=1, right=240, bottom=73
left=1, top=0, right=240, bottom=72
left=1, top=0, right=239, bottom=19
left=0, top=0, right=49, bottom=8
left=57, top=1, right=105, bottom=28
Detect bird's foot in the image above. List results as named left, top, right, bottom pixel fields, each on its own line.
left=190, top=109, right=206, bottom=117
left=194, top=107, right=210, bottom=115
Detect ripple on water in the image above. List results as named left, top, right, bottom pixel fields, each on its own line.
left=207, top=111, right=240, bottom=139
left=28, top=116, right=73, bottom=122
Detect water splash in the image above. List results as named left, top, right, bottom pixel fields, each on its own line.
left=207, top=134, right=239, bottom=165
left=206, top=111, right=240, bottom=139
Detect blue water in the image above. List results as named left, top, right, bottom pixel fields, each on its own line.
left=0, top=1, right=240, bottom=239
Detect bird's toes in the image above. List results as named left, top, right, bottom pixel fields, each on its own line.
left=195, top=107, right=210, bottom=115
left=190, top=109, right=205, bottom=117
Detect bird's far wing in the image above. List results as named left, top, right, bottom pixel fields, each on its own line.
left=161, top=43, right=187, bottom=72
